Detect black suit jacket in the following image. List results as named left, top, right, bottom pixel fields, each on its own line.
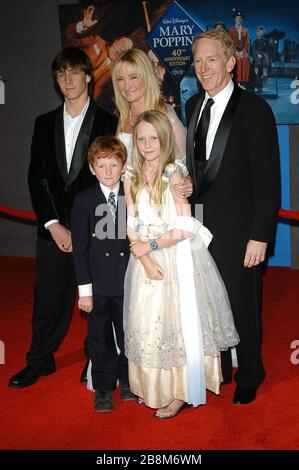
left=28, top=100, right=117, bottom=240
left=185, top=84, right=280, bottom=249
left=71, top=183, right=130, bottom=297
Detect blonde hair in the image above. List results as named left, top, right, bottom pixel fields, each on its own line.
left=192, top=29, right=236, bottom=58
left=112, top=48, right=165, bottom=134
left=131, top=110, right=175, bottom=210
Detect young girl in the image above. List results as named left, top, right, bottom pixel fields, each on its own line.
left=123, top=110, right=239, bottom=419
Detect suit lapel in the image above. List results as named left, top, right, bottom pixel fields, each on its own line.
left=186, top=94, right=205, bottom=191
left=65, top=100, right=98, bottom=188
left=54, top=106, right=68, bottom=182
left=93, top=184, right=109, bottom=230
left=115, top=183, right=127, bottom=239
left=94, top=183, right=107, bottom=206
left=200, top=84, right=241, bottom=195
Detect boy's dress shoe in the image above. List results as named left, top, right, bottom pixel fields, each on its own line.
left=94, top=390, right=113, bottom=412
left=119, top=381, right=137, bottom=401
left=8, top=364, right=56, bottom=388
left=233, top=386, right=257, bottom=404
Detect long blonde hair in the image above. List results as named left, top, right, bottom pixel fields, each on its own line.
left=112, top=48, right=165, bottom=134
left=131, top=110, right=175, bottom=209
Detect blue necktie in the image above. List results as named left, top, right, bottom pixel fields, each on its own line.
left=108, top=191, right=116, bottom=222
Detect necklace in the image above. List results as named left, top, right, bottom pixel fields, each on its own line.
left=129, top=108, right=136, bottom=127
left=144, top=166, right=158, bottom=185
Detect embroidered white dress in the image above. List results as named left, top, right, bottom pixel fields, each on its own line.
left=123, top=162, right=239, bottom=408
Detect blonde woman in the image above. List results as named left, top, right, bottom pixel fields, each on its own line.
left=112, top=48, right=187, bottom=165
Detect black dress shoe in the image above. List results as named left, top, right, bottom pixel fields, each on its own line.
left=233, top=386, right=257, bottom=404
left=119, top=381, right=136, bottom=401
left=8, top=364, right=56, bottom=388
left=80, top=360, right=89, bottom=384
left=94, top=390, right=113, bottom=412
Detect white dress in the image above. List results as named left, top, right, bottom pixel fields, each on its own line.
left=123, top=162, right=239, bottom=408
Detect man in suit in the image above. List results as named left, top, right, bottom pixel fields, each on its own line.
left=185, top=29, right=280, bottom=404
left=71, top=135, right=133, bottom=411
left=8, top=47, right=117, bottom=388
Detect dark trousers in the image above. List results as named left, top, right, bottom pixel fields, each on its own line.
left=88, top=294, right=128, bottom=391
left=210, top=241, right=265, bottom=389
left=26, top=236, right=76, bottom=371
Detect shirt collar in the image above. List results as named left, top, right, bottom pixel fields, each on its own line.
left=100, top=181, right=120, bottom=201
left=63, top=97, right=90, bottom=120
left=205, top=79, right=234, bottom=106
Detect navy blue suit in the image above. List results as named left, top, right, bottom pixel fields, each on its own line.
left=71, top=182, right=130, bottom=390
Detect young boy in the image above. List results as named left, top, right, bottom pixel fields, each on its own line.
left=71, top=135, right=134, bottom=412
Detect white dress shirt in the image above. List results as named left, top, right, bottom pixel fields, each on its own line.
left=99, top=181, right=120, bottom=206
left=45, top=98, right=90, bottom=229
left=197, top=79, right=234, bottom=160
left=64, top=97, right=90, bottom=172
left=78, top=181, right=120, bottom=298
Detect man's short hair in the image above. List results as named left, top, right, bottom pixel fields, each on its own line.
left=51, top=47, right=93, bottom=77
left=51, top=47, right=93, bottom=96
left=192, top=29, right=236, bottom=58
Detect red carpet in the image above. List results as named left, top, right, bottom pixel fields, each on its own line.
left=1, top=257, right=299, bottom=450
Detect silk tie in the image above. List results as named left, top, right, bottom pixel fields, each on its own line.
left=108, top=191, right=116, bottom=222
left=195, top=98, right=214, bottom=161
